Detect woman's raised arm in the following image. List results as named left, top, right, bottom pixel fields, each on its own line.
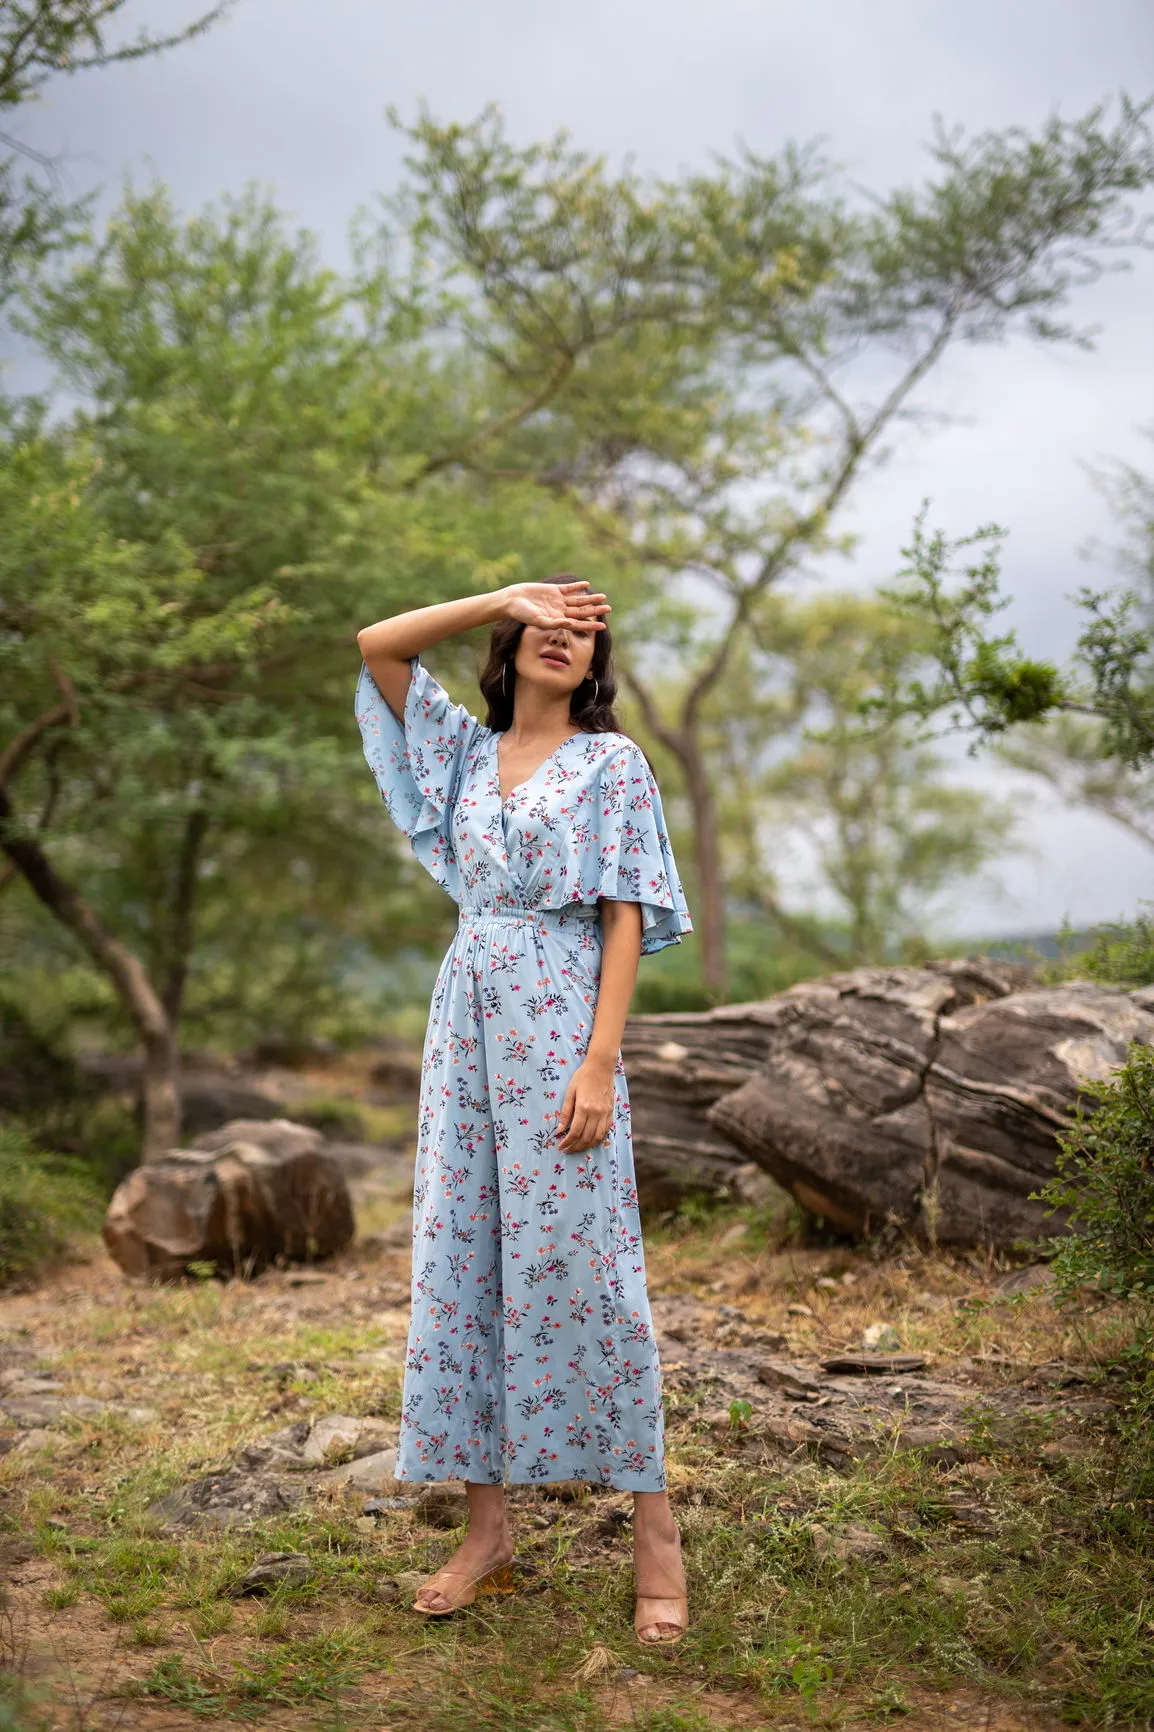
left=357, top=581, right=611, bottom=724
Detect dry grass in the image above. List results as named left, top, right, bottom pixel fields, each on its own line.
left=0, top=1198, right=1150, bottom=1731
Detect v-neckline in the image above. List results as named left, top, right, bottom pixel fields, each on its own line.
left=494, top=729, right=582, bottom=810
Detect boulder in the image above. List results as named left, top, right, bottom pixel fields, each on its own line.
left=623, top=962, right=1153, bottom=1246
left=102, top=1118, right=355, bottom=1281
left=623, top=960, right=1026, bottom=1211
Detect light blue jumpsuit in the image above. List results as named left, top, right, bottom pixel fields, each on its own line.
left=356, top=656, right=693, bottom=1489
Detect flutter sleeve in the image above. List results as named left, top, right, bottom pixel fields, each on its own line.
left=584, top=738, right=693, bottom=955
left=354, top=655, right=483, bottom=901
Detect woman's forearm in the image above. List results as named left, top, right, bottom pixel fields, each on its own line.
left=586, top=899, right=643, bottom=1068
left=556, top=898, right=642, bottom=1153
left=357, top=592, right=508, bottom=668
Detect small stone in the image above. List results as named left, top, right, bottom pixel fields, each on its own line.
left=757, top=1360, right=822, bottom=1397
left=810, top=1522, right=888, bottom=1562
left=10, top=1429, right=56, bottom=1456
left=728, top=1163, right=782, bottom=1208
left=317, top=1447, right=398, bottom=1493
left=229, top=1551, right=311, bottom=1595
left=301, top=1413, right=391, bottom=1466
left=787, top=1303, right=814, bottom=1318
left=354, top=1516, right=376, bottom=1534
left=862, top=1323, right=902, bottom=1352
left=814, top=1277, right=840, bottom=1292
left=0, top=1375, right=65, bottom=1396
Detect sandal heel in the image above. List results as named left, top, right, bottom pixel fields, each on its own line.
left=477, top=1563, right=515, bottom=1596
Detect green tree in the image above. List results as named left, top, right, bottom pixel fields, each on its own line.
left=0, top=2, right=233, bottom=330
left=759, top=596, right=1015, bottom=961
left=1, top=185, right=614, bottom=1155
left=383, top=96, right=1154, bottom=995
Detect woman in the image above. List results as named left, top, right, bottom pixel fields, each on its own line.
left=355, top=574, right=693, bottom=1644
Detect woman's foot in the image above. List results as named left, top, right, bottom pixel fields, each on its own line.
left=413, top=1520, right=515, bottom=1614
left=632, top=1494, right=688, bottom=1645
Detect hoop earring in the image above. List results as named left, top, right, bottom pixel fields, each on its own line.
left=501, top=662, right=508, bottom=695
left=591, top=677, right=599, bottom=706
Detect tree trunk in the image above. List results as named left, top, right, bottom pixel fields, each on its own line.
left=0, top=787, right=179, bottom=1160
left=161, top=803, right=210, bottom=1026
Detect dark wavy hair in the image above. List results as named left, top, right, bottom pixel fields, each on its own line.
left=478, top=573, right=624, bottom=734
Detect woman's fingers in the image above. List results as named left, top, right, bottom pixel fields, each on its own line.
left=559, top=1112, right=588, bottom=1151
left=560, top=1105, right=594, bottom=1152
left=559, top=1102, right=616, bottom=1152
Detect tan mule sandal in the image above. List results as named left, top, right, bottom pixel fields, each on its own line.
left=634, top=1593, right=690, bottom=1646
left=634, top=1527, right=689, bottom=1646
left=411, top=1562, right=515, bottom=1617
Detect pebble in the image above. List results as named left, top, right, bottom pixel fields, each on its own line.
left=862, top=1322, right=902, bottom=1352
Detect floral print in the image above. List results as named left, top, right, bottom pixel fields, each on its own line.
left=355, top=655, right=693, bottom=1489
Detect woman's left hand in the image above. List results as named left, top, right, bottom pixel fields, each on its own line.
left=556, top=1054, right=616, bottom=1153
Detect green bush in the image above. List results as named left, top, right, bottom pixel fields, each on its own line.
left=0, top=1124, right=104, bottom=1288
left=1037, top=1041, right=1154, bottom=1303
left=1040, top=906, right=1154, bottom=989
left=1078, top=909, right=1154, bottom=989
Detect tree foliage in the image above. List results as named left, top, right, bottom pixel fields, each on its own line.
left=879, top=510, right=1154, bottom=767
left=384, top=96, right=1154, bottom=991
left=760, top=595, right=1016, bottom=962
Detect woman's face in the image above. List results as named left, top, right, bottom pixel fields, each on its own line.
left=513, top=619, right=597, bottom=697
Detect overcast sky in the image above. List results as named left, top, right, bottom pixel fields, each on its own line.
left=14, top=0, right=1154, bottom=937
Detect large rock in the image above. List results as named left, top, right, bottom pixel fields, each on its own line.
left=623, top=963, right=1153, bottom=1246
left=102, top=1118, right=355, bottom=1281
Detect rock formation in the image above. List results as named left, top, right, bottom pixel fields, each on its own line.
left=623, top=962, right=1153, bottom=1245
left=102, top=1118, right=355, bottom=1281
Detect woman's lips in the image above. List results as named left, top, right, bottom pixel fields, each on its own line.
left=540, top=652, right=569, bottom=667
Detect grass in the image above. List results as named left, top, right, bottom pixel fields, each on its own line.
left=0, top=1207, right=1150, bottom=1729
left=0, top=1124, right=104, bottom=1290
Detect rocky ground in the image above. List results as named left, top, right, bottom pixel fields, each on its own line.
left=0, top=1112, right=1150, bottom=1730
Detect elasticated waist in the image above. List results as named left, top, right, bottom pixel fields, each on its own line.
left=457, top=904, right=599, bottom=930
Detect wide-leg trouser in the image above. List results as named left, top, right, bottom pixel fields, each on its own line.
left=396, top=904, right=666, bottom=1490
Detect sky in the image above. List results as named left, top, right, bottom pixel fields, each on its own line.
left=13, top=0, right=1154, bottom=938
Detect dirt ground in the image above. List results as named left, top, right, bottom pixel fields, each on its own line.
left=0, top=1144, right=1148, bottom=1731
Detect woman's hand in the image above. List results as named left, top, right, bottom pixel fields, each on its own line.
left=502, top=580, right=611, bottom=633
left=556, top=1053, right=617, bottom=1154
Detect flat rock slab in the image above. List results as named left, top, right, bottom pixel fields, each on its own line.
left=145, top=1409, right=402, bottom=1527
left=0, top=1394, right=157, bottom=1426
left=147, top=1471, right=304, bottom=1530
left=819, top=1353, right=928, bottom=1375
left=227, top=1551, right=312, bottom=1596
left=651, top=1295, right=1105, bottom=1467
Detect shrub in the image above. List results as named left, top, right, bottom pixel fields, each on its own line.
left=0, top=1124, right=104, bottom=1288
left=1040, top=907, right=1154, bottom=989
left=1037, top=1041, right=1154, bottom=1303
left=1077, top=908, right=1154, bottom=989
